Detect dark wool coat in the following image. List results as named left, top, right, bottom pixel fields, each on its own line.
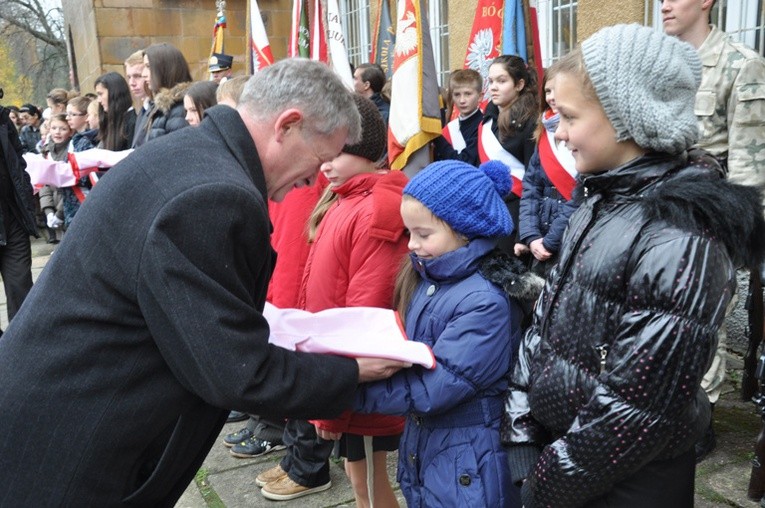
left=356, top=239, right=543, bottom=508
left=0, top=105, right=359, bottom=507
left=0, top=108, right=37, bottom=241
left=505, top=151, right=765, bottom=508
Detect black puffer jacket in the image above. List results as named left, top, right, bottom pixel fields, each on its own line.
left=504, top=151, right=765, bottom=508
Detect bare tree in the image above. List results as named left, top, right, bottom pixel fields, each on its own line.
left=0, top=0, right=67, bottom=104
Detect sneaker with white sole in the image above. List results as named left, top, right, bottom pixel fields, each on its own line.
left=222, top=427, right=255, bottom=448
left=229, top=437, right=286, bottom=459
left=255, top=465, right=288, bottom=488
left=260, top=475, right=331, bottom=501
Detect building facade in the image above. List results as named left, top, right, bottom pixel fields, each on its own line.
left=63, top=0, right=764, bottom=92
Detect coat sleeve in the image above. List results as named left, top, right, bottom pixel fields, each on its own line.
left=355, top=289, right=513, bottom=416
left=136, top=182, right=359, bottom=420
left=726, top=56, right=765, bottom=206
left=504, top=285, right=550, bottom=486
left=344, top=214, right=407, bottom=309
left=523, top=234, right=734, bottom=508
left=541, top=183, right=580, bottom=254
left=518, top=149, right=544, bottom=245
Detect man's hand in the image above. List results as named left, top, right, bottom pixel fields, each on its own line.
left=514, top=242, right=530, bottom=257
left=530, top=238, right=552, bottom=261
left=356, top=358, right=411, bottom=383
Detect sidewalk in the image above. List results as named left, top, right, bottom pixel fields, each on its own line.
left=8, top=236, right=764, bottom=507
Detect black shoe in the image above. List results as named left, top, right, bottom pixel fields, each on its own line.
left=222, top=427, right=255, bottom=448
left=226, top=410, right=249, bottom=423
left=695, top=419, right=716, bottom=463
left=230, top=437, right=286, bottom=459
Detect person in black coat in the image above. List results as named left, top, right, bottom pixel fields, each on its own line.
left=0, top=59, right=405, bottom=507
left=0, top=100, right=38, bottom=326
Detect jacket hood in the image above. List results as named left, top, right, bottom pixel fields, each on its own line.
left=153, top=82, right=191, bottom=113
left=583, top=149, right=765, bottom=270
left=479, top=249, right=545, bottom=301
left=643, top=156, right=765, bottom=270
left=412, top=238, right=545, bottom=301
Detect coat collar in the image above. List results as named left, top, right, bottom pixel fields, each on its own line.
left=332, top=171, right=379, bottom=198
left=203, top=105, right=268, bottom=201
left=581, top=152, right=686, bottom=199
left=411, top=237, right=497, bottom=283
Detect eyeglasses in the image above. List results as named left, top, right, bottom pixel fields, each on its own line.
left=65, top=113, right=86, bottom=117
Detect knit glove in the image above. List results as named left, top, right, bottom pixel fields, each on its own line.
left=47, top=212, right=63, bottom=229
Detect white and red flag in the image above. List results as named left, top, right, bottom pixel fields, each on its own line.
left=310, top=0, right=328, bottom=63
left=326, top=0, right=354, bottom=89
left=387, top=0, right=441, bottom=171
left=248, top=0, right=274, bottom=72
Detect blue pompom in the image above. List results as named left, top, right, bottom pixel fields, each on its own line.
left=479, top=160, right=512, bottom=197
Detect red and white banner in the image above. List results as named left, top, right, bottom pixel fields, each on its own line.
left=388, top=0, right=442, bottom=171
left=326, top=0, right=354, bottom=89
left=464, top=0, right=503, bottom=115
left=249, top=0, right=274, bottom=72
left=310, top=0, right=328, bottom=63
left=538, top=128, right=577, bottom=201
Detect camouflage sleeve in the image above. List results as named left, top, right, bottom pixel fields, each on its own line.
left=726, top=56, right=765, bottom=210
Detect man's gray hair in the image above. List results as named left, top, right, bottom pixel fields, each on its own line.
left=240, top=59, right=361, bottom=144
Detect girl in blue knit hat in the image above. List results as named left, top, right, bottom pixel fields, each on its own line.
left=355, top=159, right=543, bottom=508
left=504, top=24, right=765, bottom=508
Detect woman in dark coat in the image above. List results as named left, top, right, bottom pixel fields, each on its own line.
left=134, top=43, right=192, bottom=147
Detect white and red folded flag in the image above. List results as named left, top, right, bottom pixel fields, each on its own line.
left=263, top=303, right=436, bottom=369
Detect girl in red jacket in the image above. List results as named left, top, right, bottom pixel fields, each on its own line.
left=259, top=95, right=409, bottom=506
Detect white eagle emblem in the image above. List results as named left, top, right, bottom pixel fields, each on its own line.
left=395, top=11, right=418, bottom=57
left=465, top=28, right=496, bottom=101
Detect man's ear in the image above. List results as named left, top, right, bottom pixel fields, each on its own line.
left=273, top=108, right=304, bottom=142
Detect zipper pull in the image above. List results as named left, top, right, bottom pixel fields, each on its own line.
left=595, top=344, right=609, bottom=374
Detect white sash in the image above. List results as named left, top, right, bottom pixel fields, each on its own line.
left=479, top=119, right=525, bottom=184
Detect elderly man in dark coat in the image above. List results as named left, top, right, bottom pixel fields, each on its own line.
left=0, top=59, right=404, bottom=507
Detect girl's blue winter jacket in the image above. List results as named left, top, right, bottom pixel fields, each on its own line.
left=356, top=238, right=541, bottom=508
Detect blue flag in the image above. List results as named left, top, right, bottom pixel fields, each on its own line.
left=502, top=0, right=527, bottom=60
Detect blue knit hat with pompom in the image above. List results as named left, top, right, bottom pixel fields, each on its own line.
left=403, top=160, right=513, bottom=239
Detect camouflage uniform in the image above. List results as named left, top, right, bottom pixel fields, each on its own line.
left=695, top=25, right=765, bottom=198
left=695, top=25, right=765, bottom=403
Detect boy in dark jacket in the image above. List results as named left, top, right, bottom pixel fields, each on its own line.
left=433, top=69, right=483, bottom=167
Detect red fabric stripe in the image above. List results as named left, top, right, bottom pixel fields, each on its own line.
left=537, top=133, right=575, bottom=201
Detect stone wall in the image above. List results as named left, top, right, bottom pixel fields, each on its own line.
left=62, top=0, right=291, bottom=93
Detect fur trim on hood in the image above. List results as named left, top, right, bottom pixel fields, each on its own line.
left=152, top=82, right=191, bottom=114
left=479, top=249, right=545, bottom=302
left=643, top=153, right=765, bottom=270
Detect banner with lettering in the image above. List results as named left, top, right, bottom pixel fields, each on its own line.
left=326, top=0, right=354, bottom=89
left=370, top=0, right=396, bottom=78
